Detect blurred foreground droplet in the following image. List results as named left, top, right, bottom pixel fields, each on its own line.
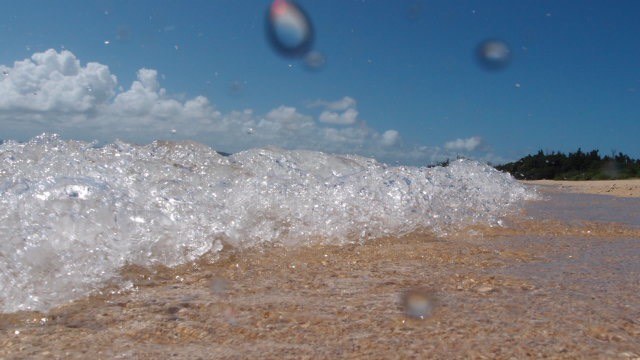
left=475, top=39, right=511, bottom=71
left=303, top=51, right=326, bottom=71
left=266, top=0, right=314, bottom=58
left=229, top=80, right=245, bottom=96
left=401, top=288, right=437, bottom=319
left=209, top=277, right=228, bottom=296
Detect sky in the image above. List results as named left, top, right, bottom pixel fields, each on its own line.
left=0, top=0, right=639, bottom=165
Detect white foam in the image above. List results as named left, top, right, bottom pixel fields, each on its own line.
left=0, top=134, right=536, bottom=312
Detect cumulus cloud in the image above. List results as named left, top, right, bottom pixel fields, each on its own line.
left=0, top=49, right=116, bottom=113
left=308, top=96, right=356, bottom=111
left=310, top=96, right=361, bottom=126
left=444, top=136, right=483, bottom=152
left=318, top=108, right=358, bottom=125
left=380, top=130, right=400, bottom=147
left=0, top=49, right=500, bottom=165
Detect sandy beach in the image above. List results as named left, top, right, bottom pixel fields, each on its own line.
left=1, top=187, right=640, bottom=359
left=522, top=179, right=640, bottom=198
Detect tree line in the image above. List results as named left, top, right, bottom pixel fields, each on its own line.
left=494, top=149, right=640, bottom=180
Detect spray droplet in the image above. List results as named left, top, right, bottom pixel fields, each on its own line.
left=266, top=0, right=314, bottom=58
left=303, top=51, right=326, bottom=71
left=104, top=40, right=110, bottom=45
left=475, top=39, right=511, bottom=71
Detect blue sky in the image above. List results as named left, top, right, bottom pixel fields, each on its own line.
left=0, top=0, right=639, bottom=165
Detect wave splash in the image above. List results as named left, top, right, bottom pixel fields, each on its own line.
left=0, top=134, right=535, bottom=312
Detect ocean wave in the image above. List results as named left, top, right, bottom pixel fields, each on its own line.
left=0, top=134, right=536, bottom=312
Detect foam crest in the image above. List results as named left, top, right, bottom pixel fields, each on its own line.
left=0, top=134, right=536, bottom=312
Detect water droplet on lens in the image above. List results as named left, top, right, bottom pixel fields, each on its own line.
left=303, top=51, right=326, bottom=71
left=116, top=25, right=131, bottom=42
left=407, top=1, right=424, bottom=20
left=401, top=288, right=437, bottom=319
left=209, top=277, right=228, bottom=296
left=229, top=80, right=245, bottom=96
left=266, top=0, right=314, bottom=58
left=475, top=39, right=511, bottom=71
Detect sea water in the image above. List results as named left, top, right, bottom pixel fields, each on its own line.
left=0, top=134, right=536, bottom=312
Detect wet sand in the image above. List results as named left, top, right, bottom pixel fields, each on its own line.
left=523, top=179, right=640, bottom=198
left=2, top=190, right=640, bottom=359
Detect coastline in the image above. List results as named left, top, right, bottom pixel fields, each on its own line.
left=2, top=188, right=640, bottom=358
left=521, top=179, right=640, bottom=198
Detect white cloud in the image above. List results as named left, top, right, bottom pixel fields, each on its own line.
left=380, top=130, right=400, bottom=147
left=444, top=136, right=483, bottom=152
left=318, top=108, right=358, bottom=125
left=308, top=96, right=356, bottom=111
left=0, top=49, right=501, bottom=165
left=0, top=49, right=116, bottom=113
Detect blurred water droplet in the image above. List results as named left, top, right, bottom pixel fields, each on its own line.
left=170, top=129, right=177, bottom=134
left=303, top=51, right=326, bottom=71
left=407, top=1, right=423, bottom=20
left=116, top=25, right=131, bottom=42
left=246, top=127, right=255, bottom=135
left=229, top=80, right=245, bottom=96
left=475, top=39, right=511, bottom=71
left=401, top=288, right=437, bottom=319
left=209, top=277, right=228, bottom=296
left=2, top=70, right=8, bottom=76
left=266, top=0, right=314, bottom=58
left=104, top=40, right=110, bottom=45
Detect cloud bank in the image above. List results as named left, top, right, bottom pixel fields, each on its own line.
left=0, top=50, right=494, bottom=165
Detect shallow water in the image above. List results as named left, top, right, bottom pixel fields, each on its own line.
left=525, top=191, right=640, bottom=228
left=1, top=187, right=640, bottom=358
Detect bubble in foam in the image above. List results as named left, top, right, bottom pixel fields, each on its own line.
left=266, top=0, right=314, bottom=58
left=475, top=39, right=511, bottom=71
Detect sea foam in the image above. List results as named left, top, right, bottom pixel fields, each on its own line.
left=0, top=134, right=535, bottom=312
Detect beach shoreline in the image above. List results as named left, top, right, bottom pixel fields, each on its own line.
left=521, top=179, right=640, bottom=198
left=2, top=189, right=640, bottom=358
